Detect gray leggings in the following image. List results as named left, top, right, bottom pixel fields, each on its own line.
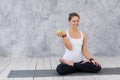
left=56, top=61, right=101, bottom=75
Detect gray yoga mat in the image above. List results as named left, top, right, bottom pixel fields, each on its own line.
left=8, top=68, right=120, bottom=78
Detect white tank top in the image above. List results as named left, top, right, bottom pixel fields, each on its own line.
left=62, top=30, right=84, bottom=62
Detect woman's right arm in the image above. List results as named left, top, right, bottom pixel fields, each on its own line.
left=57, top=31, right=72, bottom=51
left=61, top=35, right=72, bottom=50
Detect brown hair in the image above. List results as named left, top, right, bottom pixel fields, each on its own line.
left=68, top=12, right=80, bottom=21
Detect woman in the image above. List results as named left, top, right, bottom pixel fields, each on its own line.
left=56, top=12, right=101, bottom=75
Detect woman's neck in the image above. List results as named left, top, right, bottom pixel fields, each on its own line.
left=69, top=27, right=78, bottom=32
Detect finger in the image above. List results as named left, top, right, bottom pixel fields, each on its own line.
left=81, top=61, right=85, bottom=64
left=58, top=33, right=62, bottom=37
left=58, top=34, right=62, bottom=37
left=81, top=61, right=86, bottom=64
left=95, top=62, right=100, bottom=66
left=92, top=61, right=97, bottom=66
left=57, top=34, right=60, bottom=37
left=98, top=63, right=101, bottom=66
left=95, top=62, right=99, bottom=66
left=92, top=61, right=98, bottom=66
left=81, top=61, right=89, bottom=64
left=56, top=33, right=60, bottom=36
left=93, top=62, right=96, bottom=65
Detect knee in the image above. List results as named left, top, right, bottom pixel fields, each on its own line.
left=92, top=66, right=102, bottom=73
left=56, top=64, right=66, bottom=75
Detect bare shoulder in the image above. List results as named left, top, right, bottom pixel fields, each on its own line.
left=82, top=32, right=87, bottom=40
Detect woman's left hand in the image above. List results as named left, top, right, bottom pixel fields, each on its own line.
left=81, top=60, right=101, bottom=66
left=91, top=60, right=101, bottom=66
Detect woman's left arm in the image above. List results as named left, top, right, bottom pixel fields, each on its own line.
left=82, top=33, right=92, bottom=60
left=82, top=33, right=100, bottom=66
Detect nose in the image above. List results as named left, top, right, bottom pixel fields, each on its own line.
left=74, top=22, right=79, bottom=25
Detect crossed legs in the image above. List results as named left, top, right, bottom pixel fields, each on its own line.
left=56, top=61, right=101, bottom=75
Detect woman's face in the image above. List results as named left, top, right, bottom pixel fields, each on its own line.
left=69, top=16, right=80, bottom=28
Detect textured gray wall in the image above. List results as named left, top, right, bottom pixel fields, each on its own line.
left=0, top=0, right=120, bottom=57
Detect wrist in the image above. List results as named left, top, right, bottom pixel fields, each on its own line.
left=62, top=34, right=67, bottom=38
left=89, top=58, right=94, bottom=62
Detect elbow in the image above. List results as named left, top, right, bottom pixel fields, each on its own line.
left=67, top=46, right=72, bottom=51
left=65, top=44, right=72, bottom=51
left=68, top=47, right=72, bottom=51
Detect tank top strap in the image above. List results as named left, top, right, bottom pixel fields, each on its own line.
left=80, top=31, right=84, bottom=40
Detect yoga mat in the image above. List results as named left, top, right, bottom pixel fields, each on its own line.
left=8, top=68, right=120, bottom=78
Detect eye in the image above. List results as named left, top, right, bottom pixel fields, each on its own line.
left=72, top=20, right=75, bottom=22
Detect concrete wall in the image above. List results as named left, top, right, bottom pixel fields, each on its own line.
left=0, top=0, right=120, bottom=57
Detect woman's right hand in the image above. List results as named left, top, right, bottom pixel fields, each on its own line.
left=56, top=30, right=66, bottom=37
left=56, top=31, right=63, bottom=37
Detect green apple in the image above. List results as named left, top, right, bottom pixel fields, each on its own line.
left=56, top=29, right=62, bottom=34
